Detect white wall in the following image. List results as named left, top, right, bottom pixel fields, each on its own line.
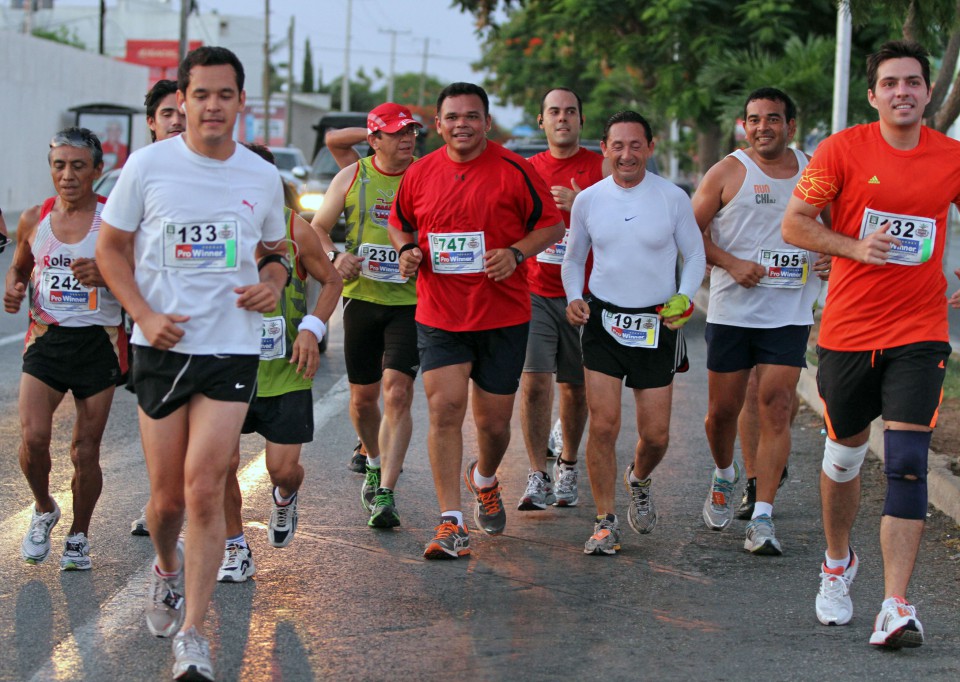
left=1, top=30, right=149, bottom=214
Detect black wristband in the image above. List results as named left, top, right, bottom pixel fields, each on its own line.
left=257, top=253, right=292, bottom=287
left=398, top=242, right=418, bottom=256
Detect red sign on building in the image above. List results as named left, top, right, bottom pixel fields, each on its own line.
left=125, top=40, right=203, bottom=85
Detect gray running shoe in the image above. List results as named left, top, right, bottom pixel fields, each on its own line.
left=546, top=418, right=563, bottom=458
left=552, top=459, right=579, bottom=507
left=268, top=488, right=298, bottom=548
left=21, top=500, right=61, bottom=564
left=361, top=464, right=381, bottom=511
left=347, top=440, right=367, bottom=473
left=217, top=543, right=256, bottom=583
left=172, top=625, right=214, bottom=681
left=131, top=505, right=150, bottom=536
left=743, top=514, right=783, bottom=555
left=702, top=462, right=740, bottom=531
left=517, top=470, right=556, bottom=510
left=146, top=541, right=185, bottom=637
left=584, top=515, right=621, bottom=555
left=463, top=460, right=506, bottom=535
left=59, top=533, right=92, bottom=571
left=623, top=465, right=657, bottom=534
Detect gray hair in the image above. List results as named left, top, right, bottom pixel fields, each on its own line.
left=48, top=127, right=103, bottom=167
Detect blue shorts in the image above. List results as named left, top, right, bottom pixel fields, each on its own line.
left=705, top=323, right=809, bottom=373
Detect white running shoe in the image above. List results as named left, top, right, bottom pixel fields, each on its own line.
left=624, top=465, right=657, bottom=534
left=869, top=597, right=924, bottom=649
left=146, top=541, right=185, bottom=637
left=702, top=462, right=740, bottom=531
left=547, top=418, right=563, bottom=458
left=217, top=543, right=256, bottom=583
left=517, top=470, right=556, bottom=510
left=21, top=500, right=61, bottom=564
left=269, top=488, right=298, bottom=548
left=60, top=533, right=92, bottom=571
left=815, top=550, right=859, bottom=626
left=552, top=459, right=579, bottom=507
left=172, top=625, right=214, bottom=680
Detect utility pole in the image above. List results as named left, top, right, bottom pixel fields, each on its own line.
left=831, top=0, right=852, bottom=134
left=341, top=0, right=352, bottom=111
left=379, top=27, right=411, bottom=103
left=286, top=15, right=294, bottom=146
left=178, top=0, right=190, bottom=62
left=99, top=0, right=105, bottom=55
left=263, top=0, right=271, bottom=144
left=418, top=37, right=430, bottom=109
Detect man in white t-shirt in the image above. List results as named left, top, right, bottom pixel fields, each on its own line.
left=97, top=47, right=289, bottom=682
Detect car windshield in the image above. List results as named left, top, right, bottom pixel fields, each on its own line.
left=271, top=149, right=305, bottom=172
left=311, top=143, right=371, bottom=178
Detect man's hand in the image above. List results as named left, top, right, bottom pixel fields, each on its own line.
left=398, top=246, right=422, bottom=278
left=855, top=221, right=901, bottom=265
left=566, top=299, right=590, bottom=327
left=484, top=248, right=519, bottom=282
left=334, top=252, right=364, bottom=281
left=658, top=293, right=694, bottom=330
left=550, top=178, right=582, bottom=213
left=813, top=252, right=831, bottom=281
left=138, top=310, right=189, bottom=350
left=235, top=282, right=281, bottom=312
left=4, top=281, right=26, bottom=314
left=70, top=257, right=106, bottom=288
left=726, top=258, right=766, bottom=288
left=290, top=330, right=321, bottom=379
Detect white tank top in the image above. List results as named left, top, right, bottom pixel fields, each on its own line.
left=30, top=196, right=122, bottom=327
left=707, top=148, right=821, bottom=327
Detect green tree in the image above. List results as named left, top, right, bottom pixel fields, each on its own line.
left=32, top=25, right=85, bottom=50
left=302, top=37, right=315, bottom=93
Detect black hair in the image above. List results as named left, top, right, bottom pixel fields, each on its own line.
left=436, top=82, right=489, bottom=118
left=602, top=110, right=652, bottom=144
left=867, top=40, right=930, bottom=91
left=743, top=87, right=797, bottom=122
left=178, top=46, right=245, bottom=94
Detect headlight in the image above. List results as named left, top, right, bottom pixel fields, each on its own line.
left=299, top=192, right=325, bottom=211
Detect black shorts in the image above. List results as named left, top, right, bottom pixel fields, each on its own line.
left=242, top=388, right=314, bottom=444
left=581, top=297, right=685, bottom=390
left=523, top=293, right=584, bottom=385
left=817, top=341, right=950, bottom=440
left=22, top=323, right=127, bottom=399
left=342, top=298, right=419, bottom=385
left=133, top=345, right=258, bottom=420
left=417, top=322, right=529, bottom=395
left=705, top=322, right=810, bottom=373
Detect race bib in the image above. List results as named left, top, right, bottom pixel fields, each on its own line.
left=757, top=248, right=808, bottom=288
left=428, top=231, right=485, bottom=274
left=260, top=315, right=286, bottom=361
left=39, top=268, right=99, bottom=314
left=859, top=208, right=935, bottom=265
left=601, top=310, right=659, bottom=348
left=358, top=242, right=407, bottom=283
left=536, top=228, right=569, bottom=265
left=162, top=220, right=239, bottom=270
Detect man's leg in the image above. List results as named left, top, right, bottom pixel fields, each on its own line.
left=379, top=369, right=414, bottom=491
left=265, top=442, right=305, bottom=498
left=520, top=371, right=554, bottom=474
left=583, top=369, right=623, bottom=516
left=18, top=373, right=66, bottom=514
left=753, top=364, right=801, bottom=507
left=737, top=369, right=760, bottom=479
left=557, top=382, right=587, bottom=463
left=822, top=429, right=868, bottom=563
left=67, top=386, right=115, bottom=535
left=422, top=363, right=471, bottom=513
left=632, top=384, right=674, bottom=478
left=704, top=369, right=751, bottom=470
left=472, top=382, right=517, bottom=478
left=140, top=405, right=188, bottom=573
left=223, top=448, right=244, bottom=539
left=349, top=381, right=383, bottom=459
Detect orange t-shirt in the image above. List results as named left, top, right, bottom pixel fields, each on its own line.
left=794, top=122, right=960, bottom=351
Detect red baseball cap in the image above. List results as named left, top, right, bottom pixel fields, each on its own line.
left=367, top=103, right=423, bottom=134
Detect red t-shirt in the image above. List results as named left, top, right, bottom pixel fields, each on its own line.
left=389, top=140, right=562, bottom=331
left=793, top=122, right=960, bottom=350
left=527, top=147, right=604, bottom=297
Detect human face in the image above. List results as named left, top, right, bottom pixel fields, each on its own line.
left=436, top=94, right=490, bottom=162
left=177, top=63, right=245, bottom=152
left=744, top=98, right=795, bottom=160
left=369, top=124, right=419, bottom=163
left=540, top=89, right=582, bottom=151
left=49, top=146, right=101, bottom=204
left=148, top=92, right=185, bottom=141
left=601, top=122, right=654, bottom=188
left=867, top=57, right=931, bottom=129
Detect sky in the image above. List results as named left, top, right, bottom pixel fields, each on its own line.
left=55, top=0, right=522, bottom=127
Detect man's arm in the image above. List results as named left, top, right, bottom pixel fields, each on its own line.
left=310, top=164, right=364, bottom=281
left=483, top=221, right=565, bottom=283
left=781, top=195, right=899, bottom=265
left=4, top=206, right=39, bottom=314
left=325, top=127, right=366, bottom=169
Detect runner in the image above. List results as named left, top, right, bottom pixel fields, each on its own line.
left=782, top=40, right=960, bottom=648
left=96, top=47, right=290, bottom=680
left=388, top=82, right=563, bottom=559
left=5, top=127, right=125, bottom=571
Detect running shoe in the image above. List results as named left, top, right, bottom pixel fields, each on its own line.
left=146, top=541, right=185, bottom=637
left=217, top=543, right=256, bottom=583
left=546, top=418, right=563, bottom=458
left=423, top=517, right=470, bottom=560
left=463, top=460, right=506, bottom=535
left=361, top=463, right=381, bottom=511
left=517, top=470, right=556, bottom=510
left=702, top=462, right=740, bottom=531
left=172, top=625, right=214, bottom=681
left=368, top=488, right=401, bottom=528
left=347, top=440, right=366, bottom=473
left=21, top=500, right=61, bottom=564
left=736, top=477, right=756, bottom=520
left=552, top=459, right=579, bottom=507
left=131, top=506, right=150, bottom=536
left=869, top=597, right=924, bottom=649
left=623, top=465, right=658, bottom=534
left=815, top=549, right=859, bottom=626
left=743, top=514, right=783, bottom=555
left=268, top=488, right=298, bottom=548
left=59, top=532, right=92, bottom=571
left=584, top=515, right=621, bottom=555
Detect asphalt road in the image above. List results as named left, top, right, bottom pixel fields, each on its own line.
left=0, top=245, right=958, bottom=680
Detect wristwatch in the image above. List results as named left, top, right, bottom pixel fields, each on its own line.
left=326, top=249, right=339, bottom=263
left=257, top=253, right=293, bottom=287
left=508, top=246, right=525, bottom=264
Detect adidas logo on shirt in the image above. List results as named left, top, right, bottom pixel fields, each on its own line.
left=868, top=176, right=880, bottom=184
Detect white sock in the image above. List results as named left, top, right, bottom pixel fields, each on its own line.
left=752, top=502, right=773, bottom=519
left=628, top=469, right=648, bottom=485
left=366, top=455, right=381, bottom=469
left=274, top=487, right=295, bottom=505
left=226, top=533, right=246, bottom=548
left=473, top=467, right=497, bottom=489
left=716, top=465, right=736, bottom=482
left=441, top=510, right=464, bottom=526
left=824, top=552, right=850, bottom=571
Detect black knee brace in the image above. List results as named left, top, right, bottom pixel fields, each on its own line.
left=882, top=430, right=930, bottom=520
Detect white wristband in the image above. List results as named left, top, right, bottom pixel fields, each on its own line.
left=297, top=314, right=326, bottom=340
